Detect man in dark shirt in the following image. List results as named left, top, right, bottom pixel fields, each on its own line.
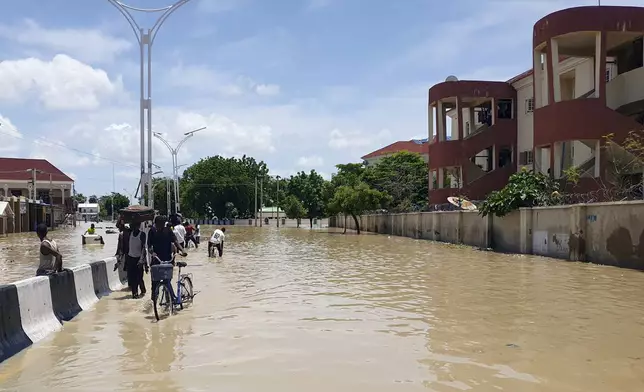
left=148, top=215, right=187, bottom=298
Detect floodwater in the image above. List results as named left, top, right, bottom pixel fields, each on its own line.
left=0, top=223, right=118, bottom=284
left=2, top=226, right=644, bottom=391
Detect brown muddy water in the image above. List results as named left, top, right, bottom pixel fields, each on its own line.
left=1, top=225, right=644, bottom=391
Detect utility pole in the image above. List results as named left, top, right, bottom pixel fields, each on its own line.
left=260, top=177, right=263, bottom=227
left=49, top=173, right=53, bottom=228
left=254, top=176, right=258, bottom=227
left=112, top=164, right=116, bottom=222
left=276, top=176, right=280, bottom=227
left=107, top=0, right=194, bottom=208
left=166, top=177, right=171, bottom=216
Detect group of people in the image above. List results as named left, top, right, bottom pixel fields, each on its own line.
left=115, top=217, right=226, bottom=298
left=34, top=217, right=227, bottom=299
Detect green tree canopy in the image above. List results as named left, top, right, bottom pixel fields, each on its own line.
left=73, top=193, right=86, bottom=204
left=281, top=195, right=307, bottom=227
left=98, top=192, right=130, bottom=219
left=179, top=155, right=268, bottom=218
left=287, top=170, right=327, bottom=227
left=328, top=182, right=389, bottom=234
left=362, top=151, right=428, bottom=212
left=479, top=168, right=562, bottom=217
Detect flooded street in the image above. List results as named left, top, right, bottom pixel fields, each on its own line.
left=2, top=226, right=644, bottom=391
left=0, top=224, right=119, bottom=284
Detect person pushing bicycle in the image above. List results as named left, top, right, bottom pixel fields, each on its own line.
left=148, top=215, right=187, bottom=297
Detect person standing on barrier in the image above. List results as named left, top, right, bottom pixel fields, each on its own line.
left=148, top=215, right=187, bottom=297
left=36, top=223, right=63, bottom=276
left=125, top=222, right=147, bottom=298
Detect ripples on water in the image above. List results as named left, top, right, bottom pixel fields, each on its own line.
left=0, top=224, right=119, bottom=284
left=2, top=226, right=644, bottom=391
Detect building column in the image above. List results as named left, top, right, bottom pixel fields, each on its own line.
left=543, top=53, right=550, bottom=106
left=468, top=107, right=475, bottom=137
left=438, top=168, right=444, bottom=188
left=437, top=100, right=446, bottom=142
left=549, top=145, right=555, bottom=178
left=550, top=38, right=561, bottom=103
left=594, top=140, right=601, bottom=178
left=492, top=145, right=497, bottom=170
left=491, top=98, right=497, bottom=126
left=428, top=103, right=435, bottom=141
left=533, top=50, right=543, bottom=108
left=456, top=96, right=464, bottom=140
left=595, top=31, right=607, bottom=104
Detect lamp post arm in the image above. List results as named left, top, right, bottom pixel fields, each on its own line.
left=153, top=133, right=175, bottom=154
left=106, top=0, right=142, bottom=44
left=150, top=0, right=193, bottom=43
left=175, top=133, right=193, bottom=153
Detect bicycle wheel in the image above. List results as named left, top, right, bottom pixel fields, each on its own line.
left=153, top=283, right=174, bottom=321
left=179, top=276, right=194, bottom=303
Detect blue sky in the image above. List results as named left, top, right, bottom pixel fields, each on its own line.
left=0, top=0, right=639, bottom=197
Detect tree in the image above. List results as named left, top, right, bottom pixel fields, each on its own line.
left=328, top=182, right=389, bottom=234
left=73, top=193, right=86, bottom=204
left=224, top=202, right=238, bottom=219
left=179, top=155, right=268, bottom=218
left=282, top=195, right=307, bottom=227
left=361, top=151, right=428, bottom=212
left=287, top=170, right=327, bottom=228
left=98, top=192, right=130, bottom=220
left=88, top=195, right=98, bottom=203
left=479, top=168, right=562, bottom=217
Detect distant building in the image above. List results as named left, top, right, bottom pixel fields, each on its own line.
left=77, top=203, right=100, bottom=221
left=258, top=206, right=284, bottom=219
left=361, top=139, right=431, bottom=166
left=0, top=157, right=74, bottom=205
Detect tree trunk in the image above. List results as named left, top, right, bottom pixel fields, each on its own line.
left=351, top=213, right=360, bottom=234
left=343, top=214, right=347, bottom=234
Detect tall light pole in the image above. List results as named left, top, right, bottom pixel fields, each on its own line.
left=276, top=175, right=280, bottom=227
left=153, top=126, right=206, bottom=214
left=107, top=0, right=194, bottom=208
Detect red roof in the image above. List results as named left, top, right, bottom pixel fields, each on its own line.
left=362, top=140, right=429, bottom=160
left=0, top=158, right=74, bottom=182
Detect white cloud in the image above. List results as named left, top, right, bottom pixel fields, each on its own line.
left=29, top=139, right=101, bottom=168
left=0, top=54, right=123, bottom=110
left=297, top=155, right=324, bottom=167
left=328, top=128, right=392, bottom=150
left=0, top=114, right=22, bottom=153
left=256, top=84, right=281, bottom=96
left=165, top=63, right=279, bottom=97
left=0, top=19, right=131, bottom=64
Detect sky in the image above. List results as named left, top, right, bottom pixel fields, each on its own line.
left=0, top=0, right=641, bottom=197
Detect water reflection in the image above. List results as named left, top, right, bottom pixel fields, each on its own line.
left=1, top=227, right=644, bottom=391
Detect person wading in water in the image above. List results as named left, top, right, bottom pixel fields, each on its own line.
left=120, top=221, right=148, bottom=298
left=36, top=223, right=63, bottom=276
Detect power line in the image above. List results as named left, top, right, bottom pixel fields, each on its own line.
left=0, top=128, right=138, bottom=169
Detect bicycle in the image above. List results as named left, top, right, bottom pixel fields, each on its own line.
left=150, top=255, right=194, bottom=321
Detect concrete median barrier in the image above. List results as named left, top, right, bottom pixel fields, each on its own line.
left=71, top=264, right=99, bottom=311
left=13, top=276, right=62, bottom=344
left=103, top=257, right=125, bottom=292
left=90, top=260, right=111, bottom=298
left=48, top=269, right=82, bottom=322
left=0, top=284, right=32, bottom=363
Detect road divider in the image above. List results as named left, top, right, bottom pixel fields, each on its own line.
left=0, top=257, right=127, bottom=364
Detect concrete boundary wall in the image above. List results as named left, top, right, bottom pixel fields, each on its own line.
left=0, top=257, right=127, bottom=364
left=331, top=200, right=644, bottom=269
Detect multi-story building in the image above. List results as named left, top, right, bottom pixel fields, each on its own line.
left=362, top=139, right=431, bottom=167
left=427, top=5, right=644, bottom=205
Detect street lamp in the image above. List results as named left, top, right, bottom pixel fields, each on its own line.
left=153, top=126, right=206, bottom=213
left=107, top=0, right=195, bottom=209
left=276, top=175, right=281, bottom=227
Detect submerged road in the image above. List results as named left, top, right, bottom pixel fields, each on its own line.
left=1, top=226, right=644, bottom=391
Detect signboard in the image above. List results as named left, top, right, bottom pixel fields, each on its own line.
left=20, top=201, right=26, bottom=215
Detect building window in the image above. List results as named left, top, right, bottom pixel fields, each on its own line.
left=519, top=150, right=534, bottom=165
left=497, top=99, right=513, bottom=119
left=525, top=98, right=534, bottom=113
